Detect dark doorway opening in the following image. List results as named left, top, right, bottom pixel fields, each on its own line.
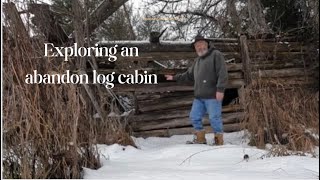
left=222, top=88, right=239, bottom=106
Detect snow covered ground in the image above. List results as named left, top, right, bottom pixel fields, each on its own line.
left=83, top=131, right=319, bottom=180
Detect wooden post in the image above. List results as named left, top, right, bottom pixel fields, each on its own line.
left=239, top=35, right=252, bottom=85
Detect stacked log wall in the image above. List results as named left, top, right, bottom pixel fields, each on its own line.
left=96, top=37, right=318, bottom=138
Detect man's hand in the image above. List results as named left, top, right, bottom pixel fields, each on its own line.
left=216, top=92, right=224, bottom=101
left=165, top=75, right=174, bottom=80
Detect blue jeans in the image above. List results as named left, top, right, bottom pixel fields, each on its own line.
left=189, top=98, right=223, bottom=133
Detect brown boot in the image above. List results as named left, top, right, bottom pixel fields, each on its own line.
left=186, top=130, right=207, bottom=144
left=214, top=133, right=224, bottom=145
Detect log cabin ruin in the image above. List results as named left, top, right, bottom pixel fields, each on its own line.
left=5, top=1, right=319, bottom=139
left=3, top=1, right=319, bottom=179
left=96, top=36, right=319, bottom=138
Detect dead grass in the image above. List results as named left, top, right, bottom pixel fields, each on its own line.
left=241, top=79, right=319, bottom=155
left=2, top=10, right=135, bottom=180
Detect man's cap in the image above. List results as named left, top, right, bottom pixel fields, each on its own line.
left=191, top=35, right=210, bottom=48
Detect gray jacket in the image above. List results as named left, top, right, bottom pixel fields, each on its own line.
left=174, top=48, right=228, bottom=99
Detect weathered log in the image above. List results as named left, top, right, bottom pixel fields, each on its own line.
left=131, top=106, right=242, bottom=122
left=132, top=109, right=190, bottom=121
left=96, top=51, right=314, bottom=63
left=98, top=41, right=239, bottom=52
left=88, top=69, right=243, bottom=79
left=132, top=117, right=240, bottom=131
left=250, top=51, right=309, bottom=61
left=138, top=93, right=194, bottom=106
left=158, top=70, right=243, bottom=79
left=131, top=112, right=244, bottom=131
left=113, top=80, right=245, bottom=93
left=252, top=68, right=314, bottom=78
left=132, top=106, right=243, bottom=121
left=96, top=52, right=241, bottom=62
left=96, top=63, right=243, bottom=73
left=206, top=38, right=239, bottom=42
left=138, top=96, right=192, bottom=112
left=138, top=97, right=242, bottom=112
left=251, top=61, right=307, bottom=70
left=252, top=76, right=318, bottom=86
left=132, top=123, right=242, bottom=138
left=135, top=91, right=194, bottom=101
left=248, top=37, right=300, bottom=42
left=247, top=41, right=307, bottom=52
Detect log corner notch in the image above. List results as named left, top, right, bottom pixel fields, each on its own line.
left=239, top=35, right=252, bottom=85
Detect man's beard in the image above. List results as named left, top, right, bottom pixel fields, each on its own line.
left=197, top=49, right=208, bottom=57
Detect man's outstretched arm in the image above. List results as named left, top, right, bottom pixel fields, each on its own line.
left=165, top=62, right=195, bottom=82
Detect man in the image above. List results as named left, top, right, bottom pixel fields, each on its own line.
left=165, top=35, right=228, bottom=145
